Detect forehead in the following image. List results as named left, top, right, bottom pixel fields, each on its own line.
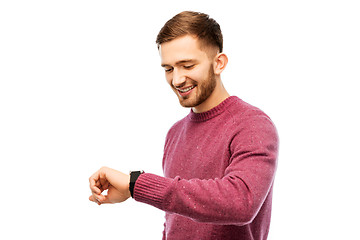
left=159, top=35, right=209, bottom=65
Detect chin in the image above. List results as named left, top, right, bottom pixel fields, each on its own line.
left=178, top=96, right=206, bottom=109
left=178, top=97, right=196, bottom=108
left=178, top=100, right=194, bottom=108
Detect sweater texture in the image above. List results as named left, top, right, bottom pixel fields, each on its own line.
left=134, top=96, right=279, bottom=240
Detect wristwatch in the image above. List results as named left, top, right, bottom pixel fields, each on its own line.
left=129, top=170, right=144, bottom=198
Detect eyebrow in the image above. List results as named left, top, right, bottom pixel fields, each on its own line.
left=161, top=59, right=196, bottom=68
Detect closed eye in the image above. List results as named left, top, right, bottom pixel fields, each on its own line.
left=164, top=67, right=173, bottom=73
left=183, top=65, right=195, bottom=69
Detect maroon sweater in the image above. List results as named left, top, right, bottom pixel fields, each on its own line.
left=134, top=96, right=279, bottom=240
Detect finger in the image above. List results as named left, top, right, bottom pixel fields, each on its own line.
left=90, top=183, right=101, bottom=195
left=89, top=172, right=101, bottom=195
left=97, top=169, right=112, bottom=193
left=89, top=194, right=102, bottom=205
left=89, top=195, right=96, bottom=202
left=96, top=194, right=114, bottom=204
left=90, top=168, right=111, bottom=192
left=99, top=171, right=108, bottom=188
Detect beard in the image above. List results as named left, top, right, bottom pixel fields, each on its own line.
left=175, top=66, right=217, bottom=109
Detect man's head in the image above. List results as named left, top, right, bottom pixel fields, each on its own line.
left=157, top=11, right=229, bottom=113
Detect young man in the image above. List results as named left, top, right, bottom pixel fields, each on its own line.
left=89, top=11, right=279, bottom=240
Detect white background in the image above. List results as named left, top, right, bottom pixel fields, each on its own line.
left=1, top=1, right=359, bottom=239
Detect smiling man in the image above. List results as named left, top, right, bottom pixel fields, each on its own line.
left=160, top=33, right=229, bottom=113
left=89, top=11, right=279, bottom=240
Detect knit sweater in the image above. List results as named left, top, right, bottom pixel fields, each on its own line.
left=134, top=96, right=279, bottom=240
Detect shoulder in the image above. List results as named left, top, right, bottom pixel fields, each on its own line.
left=227, top=97, right=275, bottom=128
left=226, top=97, right=278, bottom=147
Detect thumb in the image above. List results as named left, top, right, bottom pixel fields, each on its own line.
left=95, top=193, right=115, bottom=204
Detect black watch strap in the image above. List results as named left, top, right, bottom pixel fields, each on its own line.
left=129, top=171, right=144, bottom=198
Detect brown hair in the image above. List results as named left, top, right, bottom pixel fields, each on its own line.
left=156, top=11, right=223, bottom=53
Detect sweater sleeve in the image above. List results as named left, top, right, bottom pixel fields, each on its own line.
left=133, top=114, right=279, bottom=225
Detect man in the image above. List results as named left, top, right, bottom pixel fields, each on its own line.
left=89, top=11, right=279, bottom=240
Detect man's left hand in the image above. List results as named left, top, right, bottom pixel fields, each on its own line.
left=89, top=167, right=131, bottom=205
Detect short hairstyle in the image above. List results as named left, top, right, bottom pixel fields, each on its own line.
left=156, top=11, right=223, bottom=53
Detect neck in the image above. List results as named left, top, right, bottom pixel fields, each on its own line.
left=192, top=80, right=230, bottom=113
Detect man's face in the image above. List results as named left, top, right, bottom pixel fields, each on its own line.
left=160, top=35, right=217, bottom=109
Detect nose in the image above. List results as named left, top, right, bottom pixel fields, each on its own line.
left=172, top=68, right=186, bottom=88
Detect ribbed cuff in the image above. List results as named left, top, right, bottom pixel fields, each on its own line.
left=133, top=173, right=172, bottom=210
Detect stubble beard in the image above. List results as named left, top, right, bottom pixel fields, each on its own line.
left=177, top=67, right=217, bottom=108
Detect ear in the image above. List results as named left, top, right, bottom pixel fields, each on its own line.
left=213, top=53, right=228, bottom=75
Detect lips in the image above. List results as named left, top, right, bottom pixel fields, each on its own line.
left=176, top=85, right=196, bottom=97
left=178, top=85, right=195, bottom=93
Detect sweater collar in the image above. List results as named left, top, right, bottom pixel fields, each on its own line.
left=188, top=96, right=238, bottom=122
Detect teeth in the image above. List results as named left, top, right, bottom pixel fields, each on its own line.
left=178, top=86, right=195, bottom=93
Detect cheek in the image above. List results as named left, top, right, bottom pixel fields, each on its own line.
left=190, top=66, right=210, bottom=82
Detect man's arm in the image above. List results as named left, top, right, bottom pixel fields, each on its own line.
left=89, top=115, right=278, bottom=226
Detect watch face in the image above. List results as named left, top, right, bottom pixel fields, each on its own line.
left=129, top=171, right=143, bottom=198
left=130, top=171, right=144, bottom=182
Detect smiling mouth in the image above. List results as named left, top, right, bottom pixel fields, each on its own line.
left=177, top=85, right=196, bottom=93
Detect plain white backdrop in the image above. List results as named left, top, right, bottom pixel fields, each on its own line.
left=1, top=1, right=359, bottom=239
